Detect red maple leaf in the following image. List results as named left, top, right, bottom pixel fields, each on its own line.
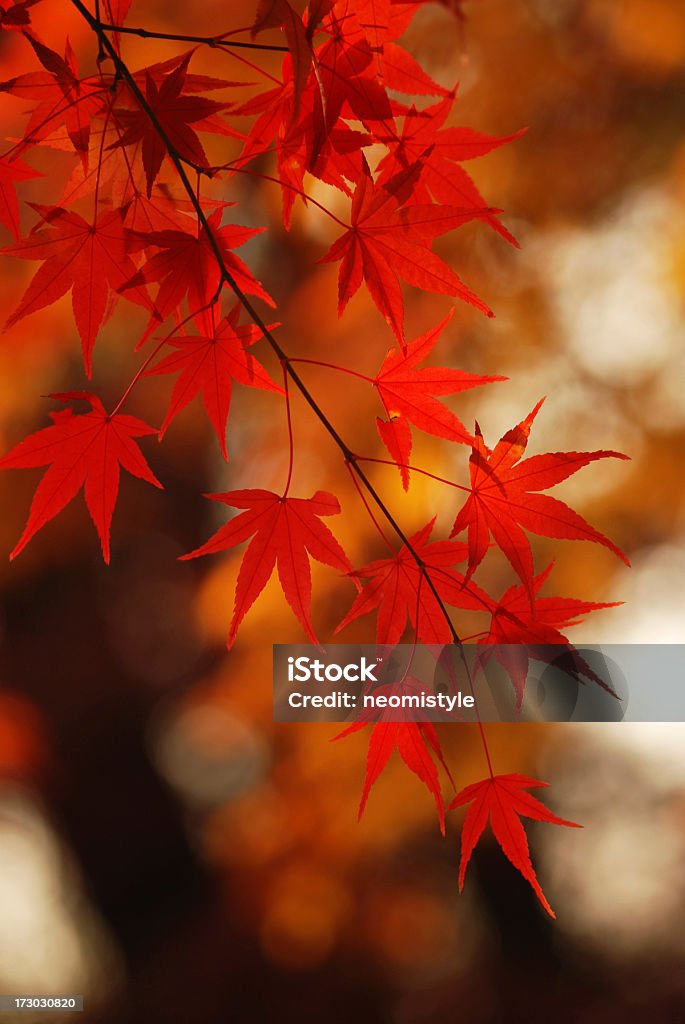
left=1, top=37, right=105, bottom=156
left=115, top=184, right=218, bottom=235
left=306, top=0, right=336, bottom=34
left=2, top=204, right=155, bottom=376
left=377, top=96, right=524, bottom=246
left=251, top=0, right=314, bottom=110
left=480, top=562, right=622, bottom=709
left=145, top=305, right=283, bottom=460
left=233, top=63, right=368, bottom=229
left=181, top=489, right=353, bottom=645
left=0, top=392, right=162, bottom=562
left=334, top=714, right=450, bottom=831
left=234, top=0, right=449, bottom=228
left=113, top=53, right=238, bottom=196
left=320, top=157, right=493, bottom=343
left=0, top=156, right=41, bottom=241
left=353, top=0, right=450, bottom=90
left=311, top=0, right=393, bottom=159
left=103, top=0, right=132, bottom=24
left=336, top=518, right=492, bottom=644
left=381, top=42, right=451, bottom=98
left=373, top=310, right=505, bottom=487
left=121, top=207, right=274, bottom=330
left=449, top=773, right=580, bottom=917
left=102, top=0, right=133, bottom=52
left=451, top=398, right=630, bottom=594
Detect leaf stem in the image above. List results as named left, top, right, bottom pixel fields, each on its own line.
left=92, top=101, right=112, bottom=220
left=281, top=361, right=294, bottom=498
left=109, top=296, right=219, bottom=418
left=344, top=460, right=395, bottom=556
left=359, top=455, right=471, bottom=492
left=223, top=162, right=349, bottom=229
left=289, top=357, right=373, bottom=383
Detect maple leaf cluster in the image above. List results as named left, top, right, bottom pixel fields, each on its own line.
left=0, top=0, right=631, bottom=916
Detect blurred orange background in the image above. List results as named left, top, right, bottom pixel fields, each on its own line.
left=1, top=1, right=685, bottom=1020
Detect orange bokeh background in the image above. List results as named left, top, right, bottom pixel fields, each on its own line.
left=1, top=2, right=685, bottom=1020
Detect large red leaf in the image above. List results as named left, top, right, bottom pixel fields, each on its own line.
left=0, top=393, right=162, bottom=562
left=181, top=489, right=353, bottom=645
left=311, top=0, right=393, bottom=159
left=449, top=773, right=580, bottom=917
left=233, top=65, right=368, bottom=229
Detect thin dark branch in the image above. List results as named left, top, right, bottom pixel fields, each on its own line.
left=95, top=20, right=289, bottom=51
left=70, top=0, right=465, bottom=649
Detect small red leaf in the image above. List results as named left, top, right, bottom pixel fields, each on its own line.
left=449, top=773, right=580, bottom=917
left=481, top=564, right=622, bottom=708
left=451, top=400, right=630, bottom=596
left=146, top=307, right=282, bottom=460
left=121, top=208, right=274, bottom=331
left=336, top=518, right=492, bottom=644
left=376, top=414, right=412, bottom=490
left=0, top=393, right=162, bottom=562
left=373, top=311, right=504, bottom=484
left=320, top=158, right=492, bottom=343
left=112, top=54, right=238, bottom=196
left=335, top=714, right=447, bottom=832
left=181, top=488, right=353, bottom=645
